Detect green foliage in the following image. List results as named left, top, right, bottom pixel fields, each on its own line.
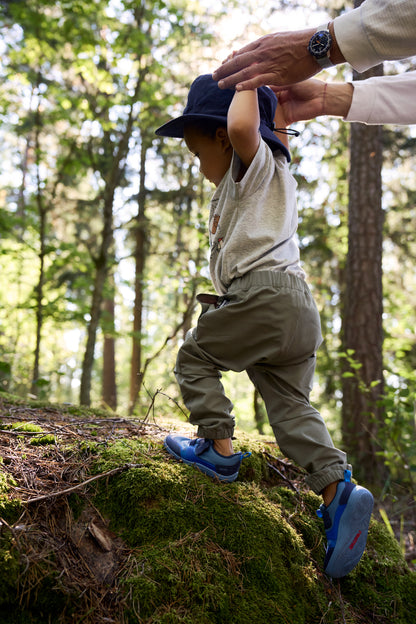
left=29, top=434, right=55, bottom=446
left=332, top=348, right=416, bottom=491
left=377, top=381, right=416, bottom=489
left=0, top=0, right=221, bottom=408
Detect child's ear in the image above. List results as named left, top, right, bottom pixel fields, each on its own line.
left=216, top=127, right=231, bottom=151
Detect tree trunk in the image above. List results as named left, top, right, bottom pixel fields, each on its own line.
left=102, top=279, right=117, bottom=410
left=79, top=88, right=139, bottom=407
left=129, top=139, right=148, bottom=415
left=79, top=191, right=114, bottom=406
left=253, top=388, right=267, bottom=435
left=341, top=59, right=386, bottom=484
left=31, top=195, right=46, bottom=396
left=31, top=105, right=46, bottom=397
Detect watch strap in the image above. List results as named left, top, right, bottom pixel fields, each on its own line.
left=313, top=24, right=334, bottom=69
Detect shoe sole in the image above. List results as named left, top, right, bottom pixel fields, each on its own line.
left=325, top=486, right=374, bottom=578
left=163, top=440, right=238, bottom=482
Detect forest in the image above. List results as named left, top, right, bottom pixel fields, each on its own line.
left=1, top=0, right=416, bottom=519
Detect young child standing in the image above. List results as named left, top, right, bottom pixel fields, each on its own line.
left=155, top=74, right=373, bottom=579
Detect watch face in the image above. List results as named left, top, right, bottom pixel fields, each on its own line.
left=308, top=31, right=332, bottom=58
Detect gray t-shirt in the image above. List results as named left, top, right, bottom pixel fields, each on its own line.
left=208, top=139, right=305, bottom=295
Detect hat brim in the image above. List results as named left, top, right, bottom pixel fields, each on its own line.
left=155, top=113, right=227, bottom=138
left=155, top=115, right=290, bottom=162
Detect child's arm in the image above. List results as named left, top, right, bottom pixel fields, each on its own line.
left=227, top=89, right=260, bottom=170
left=273, top=99, right=289, bottom=151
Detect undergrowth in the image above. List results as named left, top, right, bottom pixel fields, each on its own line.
left=0, top=419, right=415, bottom=624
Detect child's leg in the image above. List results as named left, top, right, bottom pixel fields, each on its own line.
left=173, top=273, right=347, bottom=490
left=170, top=272, right=372, bottom=576
left=213, top=438, right=235, bottom=455
left=174, top=329, right=236, bottom=455
left=247, top=362, right=373, bottom=578
left=165, top=303, right=248, bottom=480
left=174, top=325, right=236, bottom=441
left=246, top=361, right=348, bottom=495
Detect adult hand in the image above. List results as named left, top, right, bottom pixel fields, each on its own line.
left=213, top=29, right=319, bottom=90
left=274, top=79, right=354, bottom=124
left=273, top=80, right=326, bottom=125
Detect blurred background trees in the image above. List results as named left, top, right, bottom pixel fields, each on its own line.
left=1, top=0, right=416, bottom=491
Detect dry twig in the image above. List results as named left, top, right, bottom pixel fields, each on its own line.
left=21, top=464, right=143, bottom=505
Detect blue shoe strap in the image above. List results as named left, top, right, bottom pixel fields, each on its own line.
left=191, top=438, right=212, bottom=456
left=316, top=470, right=354, bottom=523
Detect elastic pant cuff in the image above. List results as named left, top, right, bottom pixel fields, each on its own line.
left=305, top=464, right=352, bottom=495
left=196, top=426, right=235, bottom=440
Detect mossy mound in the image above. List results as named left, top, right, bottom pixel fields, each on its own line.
left=91, top=437, right=415, bottom=624
left=0, top=400, right=415, bottom=623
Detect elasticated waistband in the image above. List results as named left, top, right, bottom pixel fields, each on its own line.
left=227, top=270, right=309, bottom=294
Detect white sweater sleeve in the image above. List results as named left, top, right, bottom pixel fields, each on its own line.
left=345, top=71, right=416, bottom=125
left=334, top=0, right=416, bottom=73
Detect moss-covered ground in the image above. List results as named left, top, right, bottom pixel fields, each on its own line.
left=0, top=394, right=415, bottom=623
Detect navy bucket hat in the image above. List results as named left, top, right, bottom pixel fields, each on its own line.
left=155, top=74, right=290, bottom=162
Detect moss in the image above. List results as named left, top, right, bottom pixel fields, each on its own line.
left=10, top=422, right=44, bottom=433
left=122, top=532, right=320, bottom=624
left=0, top=390, right=116, bottom=420
left=89, top=438, right=416, bottom=624
left=123, top=535, right=243, bottom=623
left=232, top=434, right=273, bottom=482
left=30, top=434, right=55, bottom=446
left=95, top=449, right=320, bottom=621
left=0, top=472, right=21, bottom=524
left=339, top=520, right=416, bottom=621
left=0, top=534, right=20, bottom=606
left=0, top=471, right=15, bottom=495
left=96, top=437, right=157, bottom=468
left=1, top=409, right=416, bottom=624
left=2, top=421, right=56, bottom=446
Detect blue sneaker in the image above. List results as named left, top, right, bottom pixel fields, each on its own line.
left=164, top=435, right=251, bottom=482
left=317, top=470, right=374, bottom=578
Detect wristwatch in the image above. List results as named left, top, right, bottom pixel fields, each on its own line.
left=307, top=25, right=333, bottom=69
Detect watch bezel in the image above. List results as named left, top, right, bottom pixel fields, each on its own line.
left=307, top=30, right=332, bottom=59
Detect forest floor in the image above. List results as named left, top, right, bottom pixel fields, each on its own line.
left=0, top=395, right=200, bottom=621
left=0, top=393, right=415, bottom=622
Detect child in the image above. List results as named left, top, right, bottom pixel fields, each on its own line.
left=155, top=74, right=373, bottom=578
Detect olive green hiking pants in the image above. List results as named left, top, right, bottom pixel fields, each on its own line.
left=175, top=271, right=349, bottom=493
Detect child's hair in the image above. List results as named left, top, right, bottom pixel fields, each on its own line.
left=183, top=117, right=226, bottom=140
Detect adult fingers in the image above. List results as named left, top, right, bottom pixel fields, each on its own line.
left=213, top=57, right=260, bottom=88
